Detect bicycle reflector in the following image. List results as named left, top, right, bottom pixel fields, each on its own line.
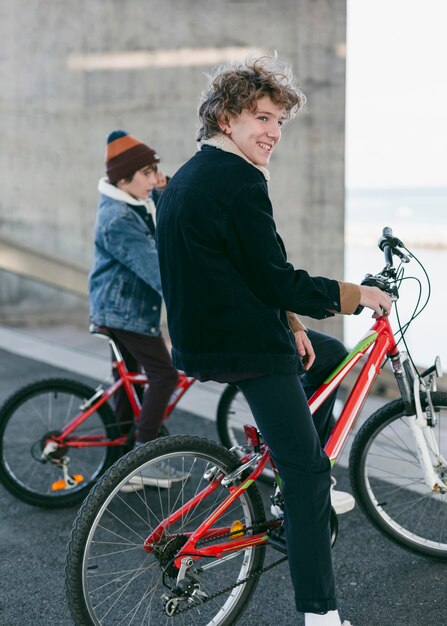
left=244, top=425, right=260, bottom=448
left=51, top=475, right=84, bottom=491
left=230, top=520, right=245, bottom=539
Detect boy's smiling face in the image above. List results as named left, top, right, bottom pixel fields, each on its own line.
left=219, top=96, right=286, bottom=166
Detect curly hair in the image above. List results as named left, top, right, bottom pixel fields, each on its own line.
left=197, top=55, right=306, bottom=141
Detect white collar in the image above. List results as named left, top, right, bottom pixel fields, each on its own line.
left=199, top=135, right=270, bottom=181
left=98, top=177, right=156, bottom=221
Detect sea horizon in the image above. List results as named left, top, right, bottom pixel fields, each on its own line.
left=344, top=185, right=447, bottom=368
left=346, top=185, right=447, bottom=249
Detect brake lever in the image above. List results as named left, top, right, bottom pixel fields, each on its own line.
left=353, top=273, right=397, bottom=316
left=393, top=247, right=411, bottom=263
left=379, top=234, right=411, bottom=264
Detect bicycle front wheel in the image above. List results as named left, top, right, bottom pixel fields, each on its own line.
left=217, top=384, right=275, bottom=484
left=349, top=391, right=447, bottom=559
left=65, top=435, right=266, bottom=626
left=0, top=378, right=118, bottom=508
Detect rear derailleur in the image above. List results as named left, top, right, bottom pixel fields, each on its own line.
left=162, top=557, right=208, bottom=616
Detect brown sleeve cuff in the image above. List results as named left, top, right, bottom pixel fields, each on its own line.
left=338, top=282, right=361, bottom=314
left=286, top=311, right=307, bottom=333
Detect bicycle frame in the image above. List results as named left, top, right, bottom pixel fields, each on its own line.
left=143, top=314, right=421, bottom=569
left=316, top=315, right=397, bottom=463
left=320, top=318, right=445, bottom=492
left=45, top=353, right=196, bottom=451
left=144, top=443, right=277, bottom=566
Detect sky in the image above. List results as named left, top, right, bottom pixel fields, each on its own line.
left=346, top=0, right=447, bottom=189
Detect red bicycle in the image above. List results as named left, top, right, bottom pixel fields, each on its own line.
left=0, top=326, right=196, bottom=508
left=65, top=228, right=446, bottom=625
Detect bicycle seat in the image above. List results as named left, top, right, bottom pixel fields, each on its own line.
left=89, top=323, right=114, bottom=339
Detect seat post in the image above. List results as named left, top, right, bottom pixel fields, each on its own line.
left=89, top=323, right=124, bottom=363
left=109, top=337, right=124, bottom=363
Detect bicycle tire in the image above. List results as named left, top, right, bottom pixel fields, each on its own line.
left=0, top=378, right=119, bottom=508
left=217, top=384, right=275, bottom=484
left=65, top=435, right=266, bottom=626
left=349, top=391, right=447, bottom=560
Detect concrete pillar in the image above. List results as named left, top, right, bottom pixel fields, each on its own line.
left=0, top=0, right=346, bottom=336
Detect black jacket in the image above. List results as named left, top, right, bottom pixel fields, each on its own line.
left=156, top=145, right=341, bottom=377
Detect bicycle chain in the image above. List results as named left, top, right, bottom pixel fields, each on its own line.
left=163, top=518, right=288, bottom=616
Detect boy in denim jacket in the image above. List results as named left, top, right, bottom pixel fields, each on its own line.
left=89, top=131, right=178, bottom=477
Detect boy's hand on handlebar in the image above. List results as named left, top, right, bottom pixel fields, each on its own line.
left=294, top=330, right=315, bottom=371
left=359, top=285, right=392, bottom=318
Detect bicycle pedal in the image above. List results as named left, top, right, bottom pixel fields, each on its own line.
left=51, top=474, right=84, bottom=491
left=268, top=525, right=288, bottom=555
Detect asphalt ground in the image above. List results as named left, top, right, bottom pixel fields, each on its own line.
left=0, top=348, right=446, bottom=626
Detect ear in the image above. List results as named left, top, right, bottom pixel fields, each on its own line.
left=217, top=113, right=232, bottom=135
left=116, top=178, right=127, bottom=190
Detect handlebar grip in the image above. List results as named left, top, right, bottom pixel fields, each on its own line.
left=353, top=304, right=364, bottom=316
left=378, top=226, right=394, bottom=267
left=383, top=244, right=393, bottom=267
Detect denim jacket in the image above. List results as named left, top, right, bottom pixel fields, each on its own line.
left=88, top=178, right=163, bottom=336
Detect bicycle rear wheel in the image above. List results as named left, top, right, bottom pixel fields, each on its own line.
left=349, top=391, right=447, bottom=559
left=65, top=435, right=266, bottom=626
left=217, top=384, right=275, bottom=484
left=0, top=378, right=118, bottom=508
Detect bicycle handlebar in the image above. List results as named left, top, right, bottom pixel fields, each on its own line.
left=378, top=226, right=394, bottom=267
left=353, top=226, right=406, bottom=316
left=378, top=227, right=410, bottom=267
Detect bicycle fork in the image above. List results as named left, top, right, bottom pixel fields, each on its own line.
left=392, top=351, right=447, bottom=494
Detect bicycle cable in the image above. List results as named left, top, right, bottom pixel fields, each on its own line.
left=383, top=242, right=431, bottom=378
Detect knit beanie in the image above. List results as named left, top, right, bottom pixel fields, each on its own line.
left=105, top=130, right=160, bottom=184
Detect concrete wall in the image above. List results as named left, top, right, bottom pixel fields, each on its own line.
left=0, top=0, right=346, bottom=336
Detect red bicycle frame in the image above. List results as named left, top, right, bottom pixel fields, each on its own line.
left=144, top=444, right=276, bottom=564
left=317, top=316, right=397, bottom=462
left=50, top=357, right=196, bottom=449
left=144, top=315, right=400, bottom=564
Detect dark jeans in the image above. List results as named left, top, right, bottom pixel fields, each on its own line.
left=302, top=329, right=348, bottom=445
left=237, top=330, right=347, bottom=613
left=109, top=329, right=179, bottom=443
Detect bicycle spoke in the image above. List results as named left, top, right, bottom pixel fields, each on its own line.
left=352, top=394, right=447, bottom=558
left=66, top=437, right=266, bottom=625
left=0, top=379, right=115, bottom=506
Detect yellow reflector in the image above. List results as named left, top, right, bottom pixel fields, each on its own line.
left=230, top=520, right=245, bottom=539
left=51, top=474, right=84, bottom=491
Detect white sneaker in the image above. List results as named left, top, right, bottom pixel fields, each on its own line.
left=270, top=486, right=284, bottom=518
left=331, top=477, right=355, bottom=514
left=270, top=501, right=283, bottom=518
left=341, top=621, right=353, bottom=625
left=120, top=461, right=188, bottom=492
